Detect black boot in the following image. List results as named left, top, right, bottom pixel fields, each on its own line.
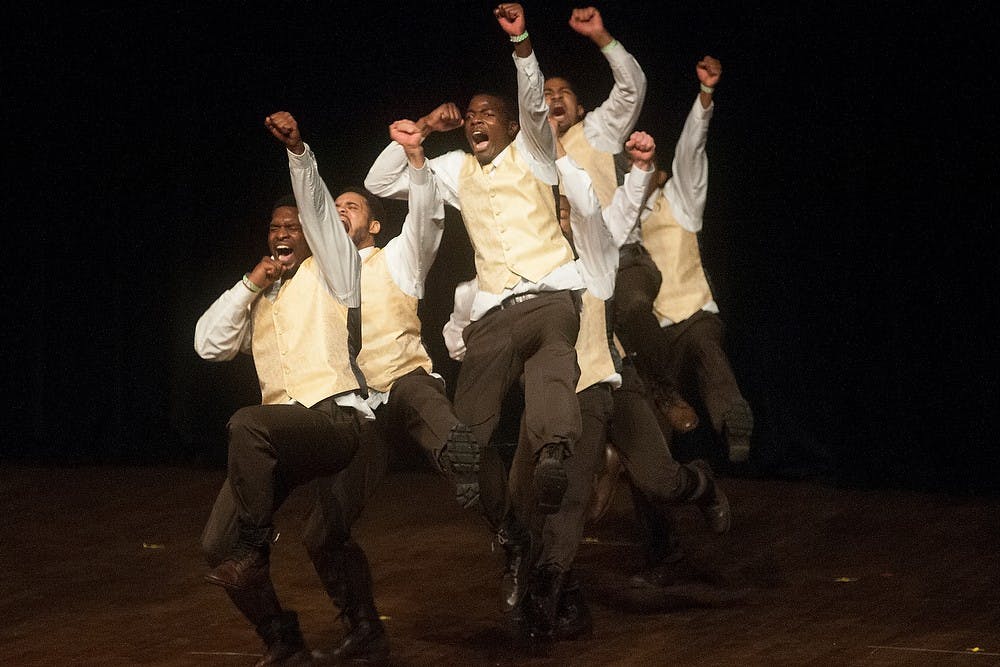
left=254, top=611, right=312, bottom=667
left=587, top=444, right=624, bottom=524
left=629, top=482, right=684, bottom=567
left=685, top=459, right=731, bottom=534
left=495, top=523, right=533, bottom=612
left=722, top=400, right=754, bottom=463
left=333, top=611, right=388, bottom=664
left=534, top=442, right=569, bottom=514
left=552, top=570, right=592, bottom=641
left=437, top=422, right=481, bottom=510
left=309, top=544, right=346, bottom=612
left=205, top=524, right=273, bottom=591
left=505, top=592, right=535, bottom=643
left=329, top=543, right=390, bottom=664
left=527, top=563, right=566, bottom=637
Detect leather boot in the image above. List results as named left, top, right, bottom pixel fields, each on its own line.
left=309, top=544, right=346, bottom=611
left=254, top=611, right=312, bottom=666
left=333, top=612, right=388, bottom=664
left=224, top=580, right=282, bottom=634
left=527, top=563, right=566, bottom=636
left=495, top=523, right=533, bottom=612
left=534, top=442, right=569, bottom=514
left=629, top=482, right=684, bottom=567
left=552, top=569, right=592, bottom=640
left=684, top=460, right=731, bottom=534
left=587, top=444, right=624, bottom=524
left=437, top=422, right=481, bottom=510
left=329, top=543, right=390, bottom=664
left=205, top=524, right=273, bottom=591
left=505, top=590, right=538, bottom=643
left=654, top=388, right=699, bottom=434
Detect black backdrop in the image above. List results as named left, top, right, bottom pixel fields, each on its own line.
left=5, top=2, right=994, bottom=495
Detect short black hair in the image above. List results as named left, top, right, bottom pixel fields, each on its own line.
left=271, top=194, right=298, bottom=212
left=546, top=74, right=579, bottom=96
left=332, top=185, right=386, bottom=226
left=467, top=90, right=516, bottom=123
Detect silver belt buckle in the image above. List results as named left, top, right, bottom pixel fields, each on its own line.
left=503, top=292, right=538, bottom=309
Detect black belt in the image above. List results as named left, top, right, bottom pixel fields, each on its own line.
left=499, top=292, right=541, bottom=309
left=482, top=292, right=542, bottom=319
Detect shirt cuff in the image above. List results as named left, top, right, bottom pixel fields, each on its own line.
left=409, top=161, right=430, bottom=185
left=287, top=142, right=311, bottom=166
left=693, top=95, right=714, bottom=118
left=229, top=279, right=259, bottom=307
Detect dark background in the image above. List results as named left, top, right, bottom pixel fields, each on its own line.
left=4, top=3, right=993, bottom=494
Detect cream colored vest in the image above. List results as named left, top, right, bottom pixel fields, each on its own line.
left=251, top=256, right=361, bottom=407
left=457, top=144, right=574, bottom=294
left=642, top=194, right=714, bottom=324
left=576, top=290, right=618, bottom=392
left=560, top=122, right=620, bottom=210
left=357, top=248, right=433, bottom=393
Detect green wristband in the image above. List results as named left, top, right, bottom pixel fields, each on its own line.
left=242, top=273, right=263, bottom=294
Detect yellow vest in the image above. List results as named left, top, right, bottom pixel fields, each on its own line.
left=642, top=194, right=713, bottom=324
left=575, top=290, right=619, bottom=392
left=357, top=248, right=433, bottom=393
left=457, top=144, right=574, bottom=294
left=560, top=122, right=620, bottom=210
left=251, top=256, right=362, bottom=407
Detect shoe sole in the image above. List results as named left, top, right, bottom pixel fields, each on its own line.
left=260, top=648, right=313, bottom=666
left=442, top=423, right=480, bottom=509
left=553, top=625, right=594, bottom=641
left=689, top=459, right=732, bottom=534
left=707, top=487, right=732, bottom=534
left=722, top=402, right=754, bottom=463
left=534, top=457, right=568, bottom=514
left=325, top=628, right=390, bottom=664
left=203, top=571, right=254, bottom=591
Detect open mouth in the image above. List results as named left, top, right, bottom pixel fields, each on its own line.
left=471, top=130, right=489, bottom=152
left=274, top=245, right=293, bottom=263
left=550, top=103, right=566, bottom=119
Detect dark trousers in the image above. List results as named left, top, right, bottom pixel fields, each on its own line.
left=200, top=398, right=370, bottom=629
left=202, top=397, right=365, bottom=562
left=610, top=362, right=688, bottom=502
left=374, top=367, right=460, bottom=468
left=453, top=290, right=582, bottom=531
left=297, top=367, right=462, bottom=555
left=655, top=310, right=747, bottom=436
left=319, top=367, right=462, bottom=531
left=613, top=243, right=680, bottom=395
left=508, top=383, right=612, bottom=570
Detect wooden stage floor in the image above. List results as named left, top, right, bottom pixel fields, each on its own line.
left=2, top=464, right=998, bottom=666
